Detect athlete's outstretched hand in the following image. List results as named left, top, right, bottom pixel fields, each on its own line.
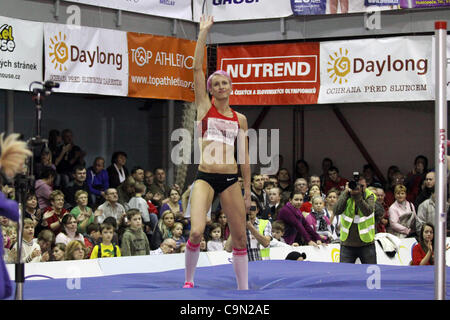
left=199, top=15, right=214, bottom=33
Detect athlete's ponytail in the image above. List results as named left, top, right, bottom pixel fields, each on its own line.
left=0, top=133, right=32, bottom=179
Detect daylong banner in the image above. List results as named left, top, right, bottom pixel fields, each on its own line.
left=217, top=43, right=320, bottom=105
left=44, top=23, right=128, bottom=96
left=127, top=33, right=205, bottom=101
left=0, top=16, right=43, bottom=91
left=193, top=0, right=293, bottom=22
left=63, top=0, right=192, bottom=20
left=318, top=36, right=433, bottom=103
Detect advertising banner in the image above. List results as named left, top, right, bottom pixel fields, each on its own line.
left=127, top=33, right=205, bottom=101
left=399, top=0, right=450, bottom=8
left=0, top=16, right=43, bottom=91
left=318, top=36, right=433, bottom=103
left=44, top=23, right=128, bottom=96
left=292, top=0, right=399, bottom=15
left=63, top=0, right=192, bottom=20
left=217, top=43, right=320, bottom=105
left=193, top=0, right=293, bottom=22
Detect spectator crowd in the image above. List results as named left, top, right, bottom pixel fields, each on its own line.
left=1, top=129, right=449, bottom=266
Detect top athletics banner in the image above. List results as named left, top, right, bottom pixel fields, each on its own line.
left=0, top=16, right=43, bottom=91
left=217, top=43, right=321, bottom=105
left=62, top=0, right=192, bottom=20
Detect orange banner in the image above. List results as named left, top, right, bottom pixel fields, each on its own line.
left=217, top=43, right=320, bottom=105
left=128, top=33, right=205, bottom=101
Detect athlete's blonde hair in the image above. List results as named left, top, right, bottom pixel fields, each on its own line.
left=0, top=133, right=32, bottom=178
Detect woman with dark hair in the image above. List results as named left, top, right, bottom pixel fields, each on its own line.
left=405, top=155, right=429, bottom=204
left=107, top=151, right=129, bottom=188
left=412, top=223, right=435, bottom=265
left=55, top=213, right=84, bottom=245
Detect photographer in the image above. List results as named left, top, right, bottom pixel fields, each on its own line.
left=333, top=173, right=377, bottom=264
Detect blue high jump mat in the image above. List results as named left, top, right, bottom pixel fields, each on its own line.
left=10, top=260, right=450, bottom=300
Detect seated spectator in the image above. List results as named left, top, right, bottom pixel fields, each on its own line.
left=149, top=168, right=170, bottom=206
left=128, top=182, right=156, bottom=230
left=89, top=223, right=121, bottom=259
left=150, top=210, right=175, bottom=250
left=8, top=219, right=44, bottom=263
left=56, top=129, right=86, bottom=188
left=107, top=151, right=129, bottom=189
left=207, top=222, right=224, bottom=252
left=144, top=189, right=159, bottom=217
left=35, top=168, right=56, bottom=210
left=86, top=157, right=109, bottom=208
left=263, top=181, right=276, bottom=196
left=159, top=188, right=183, bottom=218
left=120, top=209, right=150, bottom=256
left=412, top=223, right=435, bottom=266
left=63, top=165, right=91, bottom=210
left=415, top=190, right=447, bottom=234
left=150, top=238, right=177, bottom=255
left=326, top=188, right=340, bottom=238
left=71, top=190, right=94, bottom=234
left=277, top=191, right=322, bottom=247
left=171, top=222, right=186, bottom=249
left=144, top=170, right=154, bottom=190
left=36, top=229, right=55, bottom=262
left=117, top=176, right=136, bottom=208
left=64, top=240, right=86, bottom=260
left=103, top=216, right=120, bottom=245
left=387, top=185, right=417, bottom=238
left=131, top=166, right=145, bottom=184
left=320, top=157, right=333, bottom=191
left=323, top=166, right=348, bottom=195
left=405, top=155, right=428, bottom=204
left=47, top=129, right=63, bottom=166
left=384, top=170, right=405, bottom=207
left=294, top=159, right=310, bottom=181
left=293, top=178, right=308, bottom=199
left=51, top=243, right=66, bottom=261
left=262, top=187, right=283, bottom=222
left=34, top=148, right=56, bottom=180
left=362, top=164, right=382, bottom=188
left=94, top=188, right=126, bottom=225
left=306, top=195, right=335, bottom=243
left=199, top=235, right=207, bottom=252
left=55, top=214, right=84, bottom=245
left=213, top=210, right=230, bottom=241
left=414, top=171, right=435, bottom=211
left=83, top=222, right=101, bottom=258
left=42, top=190, right=69, bottom=235
left=270, top=220, right=293, bottom=247
left=23, top=193, right=43, bottom=236
left=300, top=184, right=322, bottom=214
left=373, top=187, right=389, bottom=233
left=277, top=168, right=293, bottom=203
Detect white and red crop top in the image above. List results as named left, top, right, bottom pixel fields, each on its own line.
left=197, top=104, right=240, bottom=146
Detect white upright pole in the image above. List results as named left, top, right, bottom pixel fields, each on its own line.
left=434, top=20, right=447, bottom=301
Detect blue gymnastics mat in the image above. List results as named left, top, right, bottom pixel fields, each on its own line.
left=11, top=260, right=450, bottom=300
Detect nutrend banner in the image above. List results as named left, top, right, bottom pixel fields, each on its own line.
left=217, top=43, right=320, bottom=105
left=44, top=23, right=128, bottom=96
left=0, top=16, right=43, bottom=91
left=63, top=0, right=192, bottom=20
left=318, top=36, right=433, bottom=103
left=193, top=0, right=293, bottom=22
left=128, top=33, right=205, bottom=101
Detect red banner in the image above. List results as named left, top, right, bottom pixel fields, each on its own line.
left=217, top=43, right=320, bottom=105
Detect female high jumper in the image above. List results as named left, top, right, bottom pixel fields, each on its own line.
left=183, top=15, right=251, bottom=290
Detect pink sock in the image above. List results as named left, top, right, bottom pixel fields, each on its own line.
left=232, top=248, right=248, bottom=290
left=184, top=239, right=200, bottom=284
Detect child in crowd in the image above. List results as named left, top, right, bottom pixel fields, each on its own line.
left=207, top=222, right=224, bottom=251
left=120, top=209, right=150, bottom=256
left=158, top=210, right=175, bottom=240
left=103, top=216, right=120, bottom=245
left=51, top=243, right=66, bottom=261
left=200, top=235, right=207, bottom=252
left=270, top=220, right=294, bottom=247
left=37, top=229, right=55, bottom=261
left=89, top=223, right=121, bottom=258
left=128, top=183, right=150, bottom=224
left=83, top=222, right=101, bottom=258
left=171, top=222, right=186, bottom=249
left=65, top=240, right=86, bottom=260
left=23, top=193, right=42, bottom=236
left=9, top=218, right=44, bottom=263
left=306, top=195, right=335, bottom=243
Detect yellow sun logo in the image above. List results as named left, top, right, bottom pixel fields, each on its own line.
left=48, top=32, right=69, bottom=72
left=331, top=248, right=340, bottom=263
left=327, top=48, right=351, bottom=84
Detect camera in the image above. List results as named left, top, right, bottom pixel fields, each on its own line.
left=348, top=172, right=360, bottom=190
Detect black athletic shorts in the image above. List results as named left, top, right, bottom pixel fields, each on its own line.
left=195, top=170, right=239, bottom=194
